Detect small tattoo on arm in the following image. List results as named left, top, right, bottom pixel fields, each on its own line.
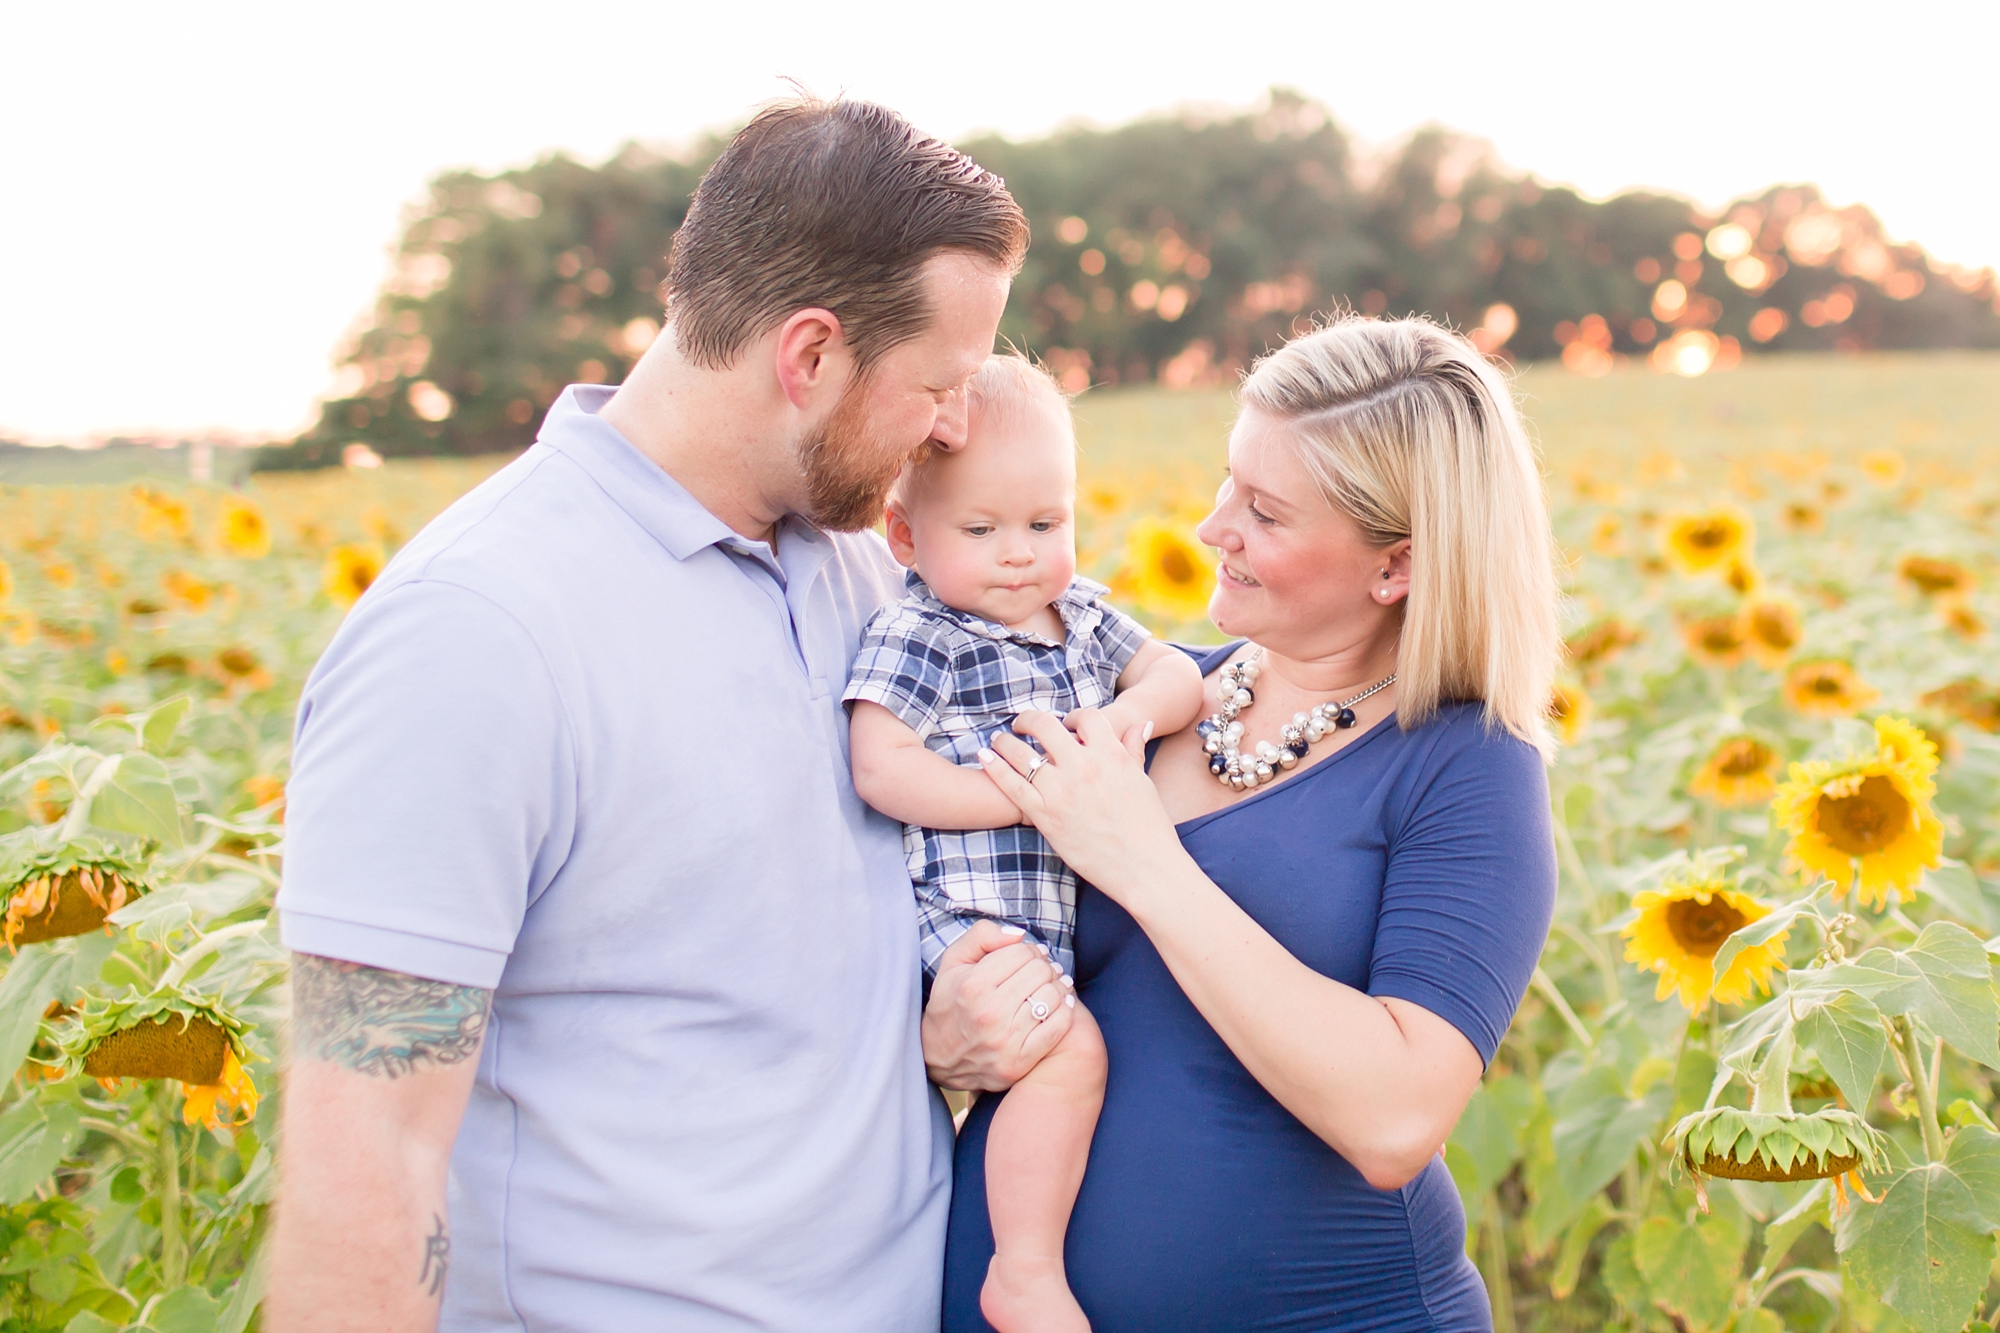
left=420, top=1213, right=450, bottom=1297
left=291, top=954, right=491, bottom=1079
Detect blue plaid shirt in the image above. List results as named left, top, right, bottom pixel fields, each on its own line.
left=843, top=572, right=1152, bottom=975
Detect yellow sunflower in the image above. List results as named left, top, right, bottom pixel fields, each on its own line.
left=1739, top=597, right=1802, bottom=668
left=1722, top=558, right=1762, bottom=596
left=1683, top=613, right=1749, bottom=667
left=1548, top=683, right=1590, bottom=744
left=1564, top=617, right=1642, bottom=669
left=161, top=569, right=215, bottom=612
left=1896, top=555, right=1974, bottom=598
left=1664, top=507, right=1754, bottom=576
left=1921, top=679, right=2000, bottom=734
left=0, top=557, right=12, bottom=602
left=180, top=1046, right=260, bottom=1131
left=1858, top=449, right=1905, bottom=488
left=1783, top=660, right=1877, bottom=717
left=324, top=544, right=386, bottom=608
left=1772, top=715, right=1943, bottom=909
left=1942, top=600, right=1985, bottom=640
left=1122, top=520, right=1212, bottom=621
left=217, top=499, right=271, bottom=559
left=1622, top=866, right=1789, bottom=1011
left=1782, top=502, right=1824, bottom=533
left=1689, top=736, right=1780, bottom=806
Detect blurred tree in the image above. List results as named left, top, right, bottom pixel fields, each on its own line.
left=261, top=91, right=2000, bottom=467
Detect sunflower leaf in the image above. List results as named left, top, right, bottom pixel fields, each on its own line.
left=86, top=751, right=183, bottom=847
left=1711, top=892, right=1818, bottom=990
left=1533, top=1065, right=1669, bottom=1234
left=140, top=695, right=191, bottom=756
left=1633, top=1211, right=1744, bottom=1332
left=1794, top=990, right=1888, bottom=1111
left=1902, top=922, right=2000, bottom=1070
left=1838, top=1161, right=1991, bottom=1333
left=1942, top=1127, right=2000, bottom=1232
left=0, top=944, right=70, bottom=1081
left=1756, top=1180, right=1830, bottom=1278
left=0, top=1101, right=81, bottom=1205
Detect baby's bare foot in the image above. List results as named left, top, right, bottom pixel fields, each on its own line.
left=981, top=1254, right=1090, bottom=1333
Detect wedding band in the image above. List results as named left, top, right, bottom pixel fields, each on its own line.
left=1027, top=999, right=1051, bottom=1022
left=1025, top=756, right=1049, bottom=784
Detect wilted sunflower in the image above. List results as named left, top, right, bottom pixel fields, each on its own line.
left=217, top=499, right=271, bottom=558
left=1739, top=597, right=1802, bottom=668
left=54, top=987, right=259, bottom=1131
left=1782, top=660, right=1877, bottom=717
left=1621, top=863, right=1789, bottom=1010
left=1547, top=683, right=1590, bottom=744
left=324, top=544, right=386, bottom=608
left=1122, top=520, right=1211, bottom=621
left=1689, top=736, right=1780, bottom=806
left=1772, top=715, right=1943, bottom=909
left=1683, top=613, right=1748, bottom=667
left=1921, top=678, right=2000, bottom=734
left=1896, top=554, right=1974, bottom=598
left=1664, top=508, right=1754, bottom=576
left=3, top=838, right=149, bottom=949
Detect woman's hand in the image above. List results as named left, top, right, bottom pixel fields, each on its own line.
left=921, top=920, right=1075, bottom=1092
left=977, top=709, right=1191, bottom=904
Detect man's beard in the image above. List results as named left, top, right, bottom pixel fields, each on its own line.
left=796, top=374, right=932, bottom=532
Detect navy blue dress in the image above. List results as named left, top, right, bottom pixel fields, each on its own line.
left=942, top=644, right=1556, bottom=1332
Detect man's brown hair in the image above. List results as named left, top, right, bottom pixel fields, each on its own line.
left=666, top=97, right=1029, bottom=372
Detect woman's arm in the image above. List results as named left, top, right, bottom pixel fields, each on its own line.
left=977, top=711, right=1484, bottom=1190
left=850, top=701, right=1023, bottom=829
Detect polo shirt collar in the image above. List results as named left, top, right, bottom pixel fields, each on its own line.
left=536, top=385, right=833, bottom=579
left=902, top=570, right=1111, bottom=647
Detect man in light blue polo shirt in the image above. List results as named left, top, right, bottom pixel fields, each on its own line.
left=263, top=99, right=1055, bottom=1332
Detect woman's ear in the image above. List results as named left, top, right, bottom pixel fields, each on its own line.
left=1376, top=540, right=1413, bottom=605
left=883, top=501, right=919, bottom=568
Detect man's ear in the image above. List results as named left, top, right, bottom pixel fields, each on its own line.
left=883, top=501, right=919, bottom=568
left=772, top=307, right=851, bottom=411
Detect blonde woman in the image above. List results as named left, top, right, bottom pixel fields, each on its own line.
left=925, top=315, right=1562, bottom=1331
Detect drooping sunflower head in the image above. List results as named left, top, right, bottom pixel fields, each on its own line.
left=1782, top=660, right=1878, bottom=718
left=3, top=842, right=149, bottom=949
left=1683, top=613, right=1748, bottom=667
left=1740, top=597, right=1802, bottom=669
left=56, top=986, right=256, bottom=1128
left=324, top=544, right=386, bottom=609
left=1689, top=736, right=1780, bottom=807
left=1621, top=864, right=1787, bottom=1011
left=1664, top=507, right=1755, bottom=576
left=1772, top=721, right=1944, bottom=909
left=1896, top=555, right=1974, bottom=598
left=180, top=1045, right=260, bottom=1131
left=1547, top=683, right=1590, bottom=745
left=217, top=500, right=271, bottom=559
left=1122, top=519, right=1212, bottom=621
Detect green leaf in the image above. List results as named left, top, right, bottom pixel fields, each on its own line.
left=218, top=1233, right=268, bottom=1333
left=0, top=944, right=72, bottom=1081
left=1943, top=1127, right=2000, bottom=1231
left=1633, top=1211, right=1744, bottom=1333
left=1711, top=891, right=1821, bottom=992
left=1754, top=1179, right=1829, bottom=1279
left=1533, top=1065, right=1668, bottom=1234
left=1449, top=1075, right=1530, bottom=1198
left=87, top=752, right=182, bottom=847
left=1550, top=1194, right=1616, bottom=1299
left=140, top=696, right=190, bottom=756
left=1839, top=1162, right=1991, bottom=1333
left=1599, top=1230, right=1650, bottom=1314
left=109, top=1165, right=144, bottom=1205
left=1794, top=990, right=1888, bottom=1112
left=62, top=1314, right=121, bottom=1333
left=1902, top=922, right=2000, bottom=1069
left=150, top=1286, right=223, bottom=1333
left=1727, top=1309, right=1783, bottom=1333
left=0, top=1102, right=82, bottom=1204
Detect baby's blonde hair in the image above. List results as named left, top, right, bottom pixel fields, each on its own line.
left=1239, top=314, right=1562, bottom=758
left=893, top=353, right=1075, bottom=510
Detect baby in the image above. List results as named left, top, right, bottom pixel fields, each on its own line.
left=844, top=354, right=1203, bottom=1332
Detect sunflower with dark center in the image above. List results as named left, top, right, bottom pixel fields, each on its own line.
left=1564, top=617, right=1641, bottom=668
left=1122, top=519, right=1212, bottom=621
left=1773, top=715, right=1943, bottom=909
left=2, top=840, right=150, bottom=948
left=1739, top=597, right=1802, bottom=669
left=1547, top=683, right=1590, bottom=745
left=1921, top=678, right=2000, bottom=734
left=1682, top=613, right=1748, bottom=667
left=1896, top=554, right=1974, bottom=597
left=1782, top=659, right=1878, bottom=718
left=1621, top=864, right=1788, bottom=1011
left=1689, top=736, right=1780, bottom=806
left=1664, top=507, right=1754, bottom=576
left=54, top=986, right=259, bottom=1131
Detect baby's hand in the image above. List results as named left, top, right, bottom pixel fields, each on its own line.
left=1074, top=700, right=1146, bottom=746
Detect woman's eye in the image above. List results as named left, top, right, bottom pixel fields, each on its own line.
left=1248, top=505, right=1276, bottom=526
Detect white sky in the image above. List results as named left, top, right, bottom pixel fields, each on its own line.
left=3, top=0, right=1995, bottom=444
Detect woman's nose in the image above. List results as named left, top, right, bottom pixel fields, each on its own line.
left=1194, top=509, right=1232, bottom=550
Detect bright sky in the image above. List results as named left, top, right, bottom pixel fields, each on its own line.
left=3, top=0, right=1994, bottom=444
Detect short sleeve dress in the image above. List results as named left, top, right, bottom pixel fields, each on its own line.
left=942, top=643, right=1557, bottom=1333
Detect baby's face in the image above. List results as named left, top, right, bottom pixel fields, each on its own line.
left=887, top=404, right=1077, bottom=629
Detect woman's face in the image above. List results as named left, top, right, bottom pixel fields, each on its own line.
left=1195, top=406, right=1409, bottom=658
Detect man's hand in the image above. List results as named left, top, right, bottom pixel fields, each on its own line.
left=264, top=954, right=491, bottom=1333
left=921, top=921, right=1074, bottom=1091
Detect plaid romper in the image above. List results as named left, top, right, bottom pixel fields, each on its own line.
left=843, top=571, right=1151, bottom=976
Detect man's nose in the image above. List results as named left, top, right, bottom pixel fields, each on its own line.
left=929, top=388, right=969, bottom=451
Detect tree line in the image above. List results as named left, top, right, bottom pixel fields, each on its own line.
left=260, top=89, right=2000, bottom=467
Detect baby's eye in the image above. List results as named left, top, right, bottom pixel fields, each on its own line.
left=1030, top=520, right=1060, bottom=533
left=964, top=525, right=994, bottom=538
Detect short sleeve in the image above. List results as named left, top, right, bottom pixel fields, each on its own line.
left=841, top=606, right=956, bottom=738
left=1092, top=600, right=1154, bottom=675
left=1366, top=725, right=1555, bottom=1066
left=277, top=580, right=577, bottom=989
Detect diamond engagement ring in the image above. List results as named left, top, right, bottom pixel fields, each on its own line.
left=1025, top=755, right=1049, bottom=784
left=1027, top=998, right=1052, bottom=1021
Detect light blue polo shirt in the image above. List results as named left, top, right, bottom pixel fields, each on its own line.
left=278, top=386, right=951, bottom=1332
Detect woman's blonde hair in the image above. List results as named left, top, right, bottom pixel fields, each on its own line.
left=1239, top=314, right=1561, bottom=758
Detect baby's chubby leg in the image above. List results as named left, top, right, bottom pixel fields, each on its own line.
left=980, top=1001, right=1106, bottom=1333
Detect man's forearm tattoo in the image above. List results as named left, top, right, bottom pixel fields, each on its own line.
left=420, top=1213, right=450, bottom=1297
left=290, top=954, right=491, bottom=1079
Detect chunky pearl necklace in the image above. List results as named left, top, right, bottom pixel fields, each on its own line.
left=1196, top=649, right=1397, bottom=789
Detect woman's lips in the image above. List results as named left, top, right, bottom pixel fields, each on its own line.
left=1220, top=564, right=1261, bottom=588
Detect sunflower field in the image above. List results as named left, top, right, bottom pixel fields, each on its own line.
left=2, top=352, right=1998, bottom=1331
